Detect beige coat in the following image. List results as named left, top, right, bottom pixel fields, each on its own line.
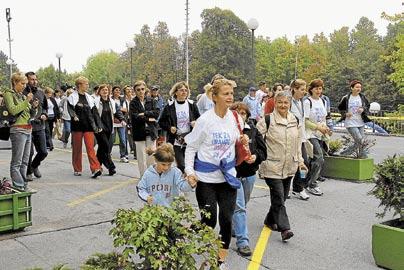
left=257, top=111, right=304, bottom=179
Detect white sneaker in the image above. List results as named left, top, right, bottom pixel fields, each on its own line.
left=307, top=186, right=323, bottom=196
left=292, top=190, right=310, bottom=200
left=120, top=157, right=129, bottom=163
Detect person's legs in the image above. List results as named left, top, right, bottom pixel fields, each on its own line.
left=30, top=129, right=48, bottom=172
left=83, top=132, right=101, bottom=173
left=233, top=179, right=249, bottom=249
left=47, top=118, right=55, bottom=149
left=195, top=182, right=218, bottom=228
left=264, top=178, right=291, bottom=231
left=10, top=132, right=30, bottom=188
left=20, top=133, right=32, bottom=184
left=135, top=141, right=147, bottom=177
left=307, top=138, right=324, bottom=188
left=117, top=127, right=127, bottom=158
left=145, top=138, right=156, bottom=168
left=62, top=120, right=71, bottom=144
left=173, top=145, right=185, bottom=173
left=71, top=131, right=83, bottom=173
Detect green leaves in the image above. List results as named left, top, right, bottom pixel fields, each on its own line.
left=369, top=155, right=404, bottom=222
left=109, top=197, right=221, bottom=270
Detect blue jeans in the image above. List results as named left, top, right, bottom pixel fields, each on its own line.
left=110, top=127, right=127, bottom=158
left=62, top=120, right=71, bottom=143
left=232, top=174, right=256, bottom=248
left=10, top=131, right=32, bottom=188
left=342, top=126, right=366, bottom=157
left=307, top=138, right=325, bottom=188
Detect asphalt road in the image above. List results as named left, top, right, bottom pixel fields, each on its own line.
left=0, top=134, right=402, bottom=270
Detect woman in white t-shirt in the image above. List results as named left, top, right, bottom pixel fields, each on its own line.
left=303, top=79, right=332, bottom=196
left=158, top=81, right=200, bottom=173
left=184, top=78, right=248, bottom=268
left=338, top=80, right=371, bottom=158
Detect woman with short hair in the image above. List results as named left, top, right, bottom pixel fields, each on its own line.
left=44, top=87, right=60, bottom=151
left=158, top=81, right=200, bottom=173
left=129, top=80, right=160, bottom=177
left=257, top=90, right=307, bottom=241
left=67, top=76, right=102, bottom=178
left=3, top=72, right=37, bottom=191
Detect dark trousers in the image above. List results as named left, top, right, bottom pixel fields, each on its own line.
left=195, top=181, right=237, bottom=249
left=292, top=143, right=309, bottom=192
left=45, top=117, right=55, bottom=149
left=95, top=131, right=115, bottom=171
left=173, top=145, right=185, bottom=173
left=264, top=177, right=292, bottom=232
left=28, top=129, right=48, bottom=174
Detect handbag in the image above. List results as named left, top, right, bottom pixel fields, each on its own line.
left=231, top=110, right=251, bottom=166
left=0, top=95, right=20, bottom=141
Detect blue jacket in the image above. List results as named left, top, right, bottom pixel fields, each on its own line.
left=137, top=165, right=193, bottom=206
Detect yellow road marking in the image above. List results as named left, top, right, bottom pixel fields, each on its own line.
left=67, top=178, right=138, bottom=207
left=248, top=226, right=272, bottom=270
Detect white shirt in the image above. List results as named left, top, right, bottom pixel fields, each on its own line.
left=304, top=97, right=327, bottom=139
left=184, top=109, right=241, bottom=184
left=255, top=89, right=266, bottom=103
left=345, top=95, right=364, bottom=128
left=196, top=94, right=214, bottom=115
left=174, top=101, right=191, bottom=146
left=47, top=98, right=54, bottom=117
left=291, top=97, right=306, bottom=142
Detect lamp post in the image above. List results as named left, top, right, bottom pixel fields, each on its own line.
left=247, top=18, right=259, bottom=84
left=294, top=38, right=299, bottom=80
left=369, top=102, right=381, bottom=133
left=126, top=41, right=136, bottom=86
left=5, top=8, right=13, bottom=82
left=56, top=53, right=63, bottom=90
left=6, top=59, right=13, bottom=88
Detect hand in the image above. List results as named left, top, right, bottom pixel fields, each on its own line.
left=299, top=163, right=308, bottom=171
left=245, top=154, right=256, bottom=164
left=240, top=134, right=249, bottom=146
left=121, top=121, right=127, bottom=127
left=73, top=116, right=79, bottom=121
left=121, top=107, right=128, bottom=113
left=148, top=118, right=156, bottom=122
left=346, top=112, right=353, bottom=118
left=317, top=125, right=328, bottom=135
left=358, top=107, right=364, bottom=114
left=27, top=93, right=34, bottom=102
left=138, top=112, right=145, bottom=116
left=147, top=195, right=153, bottom=205
left=186, top=174, right=198, bottom=188
left=40, top=114, right=47, bottom=121
left=190, top=121, right=196, bottom=128
left=170, top=126, right=177, bottom=134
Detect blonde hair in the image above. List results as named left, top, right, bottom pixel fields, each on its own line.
left=212, top=78, right=235, bottom=96
left=11, top=72, right=27, bottom=88
left=75, top=76, right=89, bottom=88
left=44, top=87, right=54, bottom=95
left=169, top=81, right=189, bottom=97
left=133, top=80, right=147, bottom=90
left=153, top=143, right=175, bottom=163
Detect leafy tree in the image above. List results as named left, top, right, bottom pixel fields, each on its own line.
left=0, top=51, right=18, bottom=90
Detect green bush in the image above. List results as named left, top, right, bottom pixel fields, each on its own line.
left=369, top=155, right=404, bottom=226
left=81, top=252, right=133, bottom=270
left=109, top=197, right=221, bottom=270
left=328, top=139, right=343, bottom=155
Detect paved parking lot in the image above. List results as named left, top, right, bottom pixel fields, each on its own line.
left=0, top=135, right=401, bottom=270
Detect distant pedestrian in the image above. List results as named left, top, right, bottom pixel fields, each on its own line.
left=242, top=87, right=261, bottom=124
left=338, top=80, right=371, bottom=158
left=67, top=76, right=102, bottom=178
left=44, top=87, right=60, bottom=151
left=111, top=86, right=129, bottom=163
left=158, top=81, right=200, bottom=173
left=137, top=143, right=195, bottom=207
left=264, top=83, right=283, bottom=114
left=129, top=80, right=160, bottom=177
left=59, top=88, right=74, bottom=148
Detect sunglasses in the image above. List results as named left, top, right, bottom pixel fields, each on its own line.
left=136, top=88, right=145, bottom=92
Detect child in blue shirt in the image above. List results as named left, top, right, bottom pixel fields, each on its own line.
left=137, top=143, right=196, bottom=206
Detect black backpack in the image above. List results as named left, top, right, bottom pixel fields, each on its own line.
left=0, top=94, right=21, bottom=141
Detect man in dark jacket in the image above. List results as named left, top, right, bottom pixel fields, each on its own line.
left=23, top=72, right=48, bottom=181
left=129, top=80, right=160, bottom=177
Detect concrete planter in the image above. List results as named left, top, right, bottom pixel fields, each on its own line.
left=322, top=156, right=374, bottom=181
left=372, top=219, right=404, bottom=270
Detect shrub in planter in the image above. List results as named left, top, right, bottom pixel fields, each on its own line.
left=369, top=155, right=404, bottom=270
left=327, top=139, right=343, bottom=156
left=81, top=252, right=134, bottom=270
left=109, top=197, right=222, bottom=270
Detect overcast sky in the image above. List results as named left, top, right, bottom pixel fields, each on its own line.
left=1, top=0, right=402, bottom=73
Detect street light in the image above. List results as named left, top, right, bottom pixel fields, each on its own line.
left=247, top=18, right=259, bottom=83
left=126, top=41, right=136, bottom=86
left=6, top=59, right=13, bottom=88
left=56, top=53, right=63, bottom=90
left=369, top=102, right=381, bottom=133
left=5, top=8, right=13, bottom=82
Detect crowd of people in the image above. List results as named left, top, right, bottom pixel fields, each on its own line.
left=1, top=71, right=372, bottom=270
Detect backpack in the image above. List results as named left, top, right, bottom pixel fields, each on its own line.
left=0, top=94, right=20, bottom=141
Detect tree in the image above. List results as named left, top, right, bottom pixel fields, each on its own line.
left=189, top=8, right=252, bottom=99
left=0, top=51, right=18, bottom=90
